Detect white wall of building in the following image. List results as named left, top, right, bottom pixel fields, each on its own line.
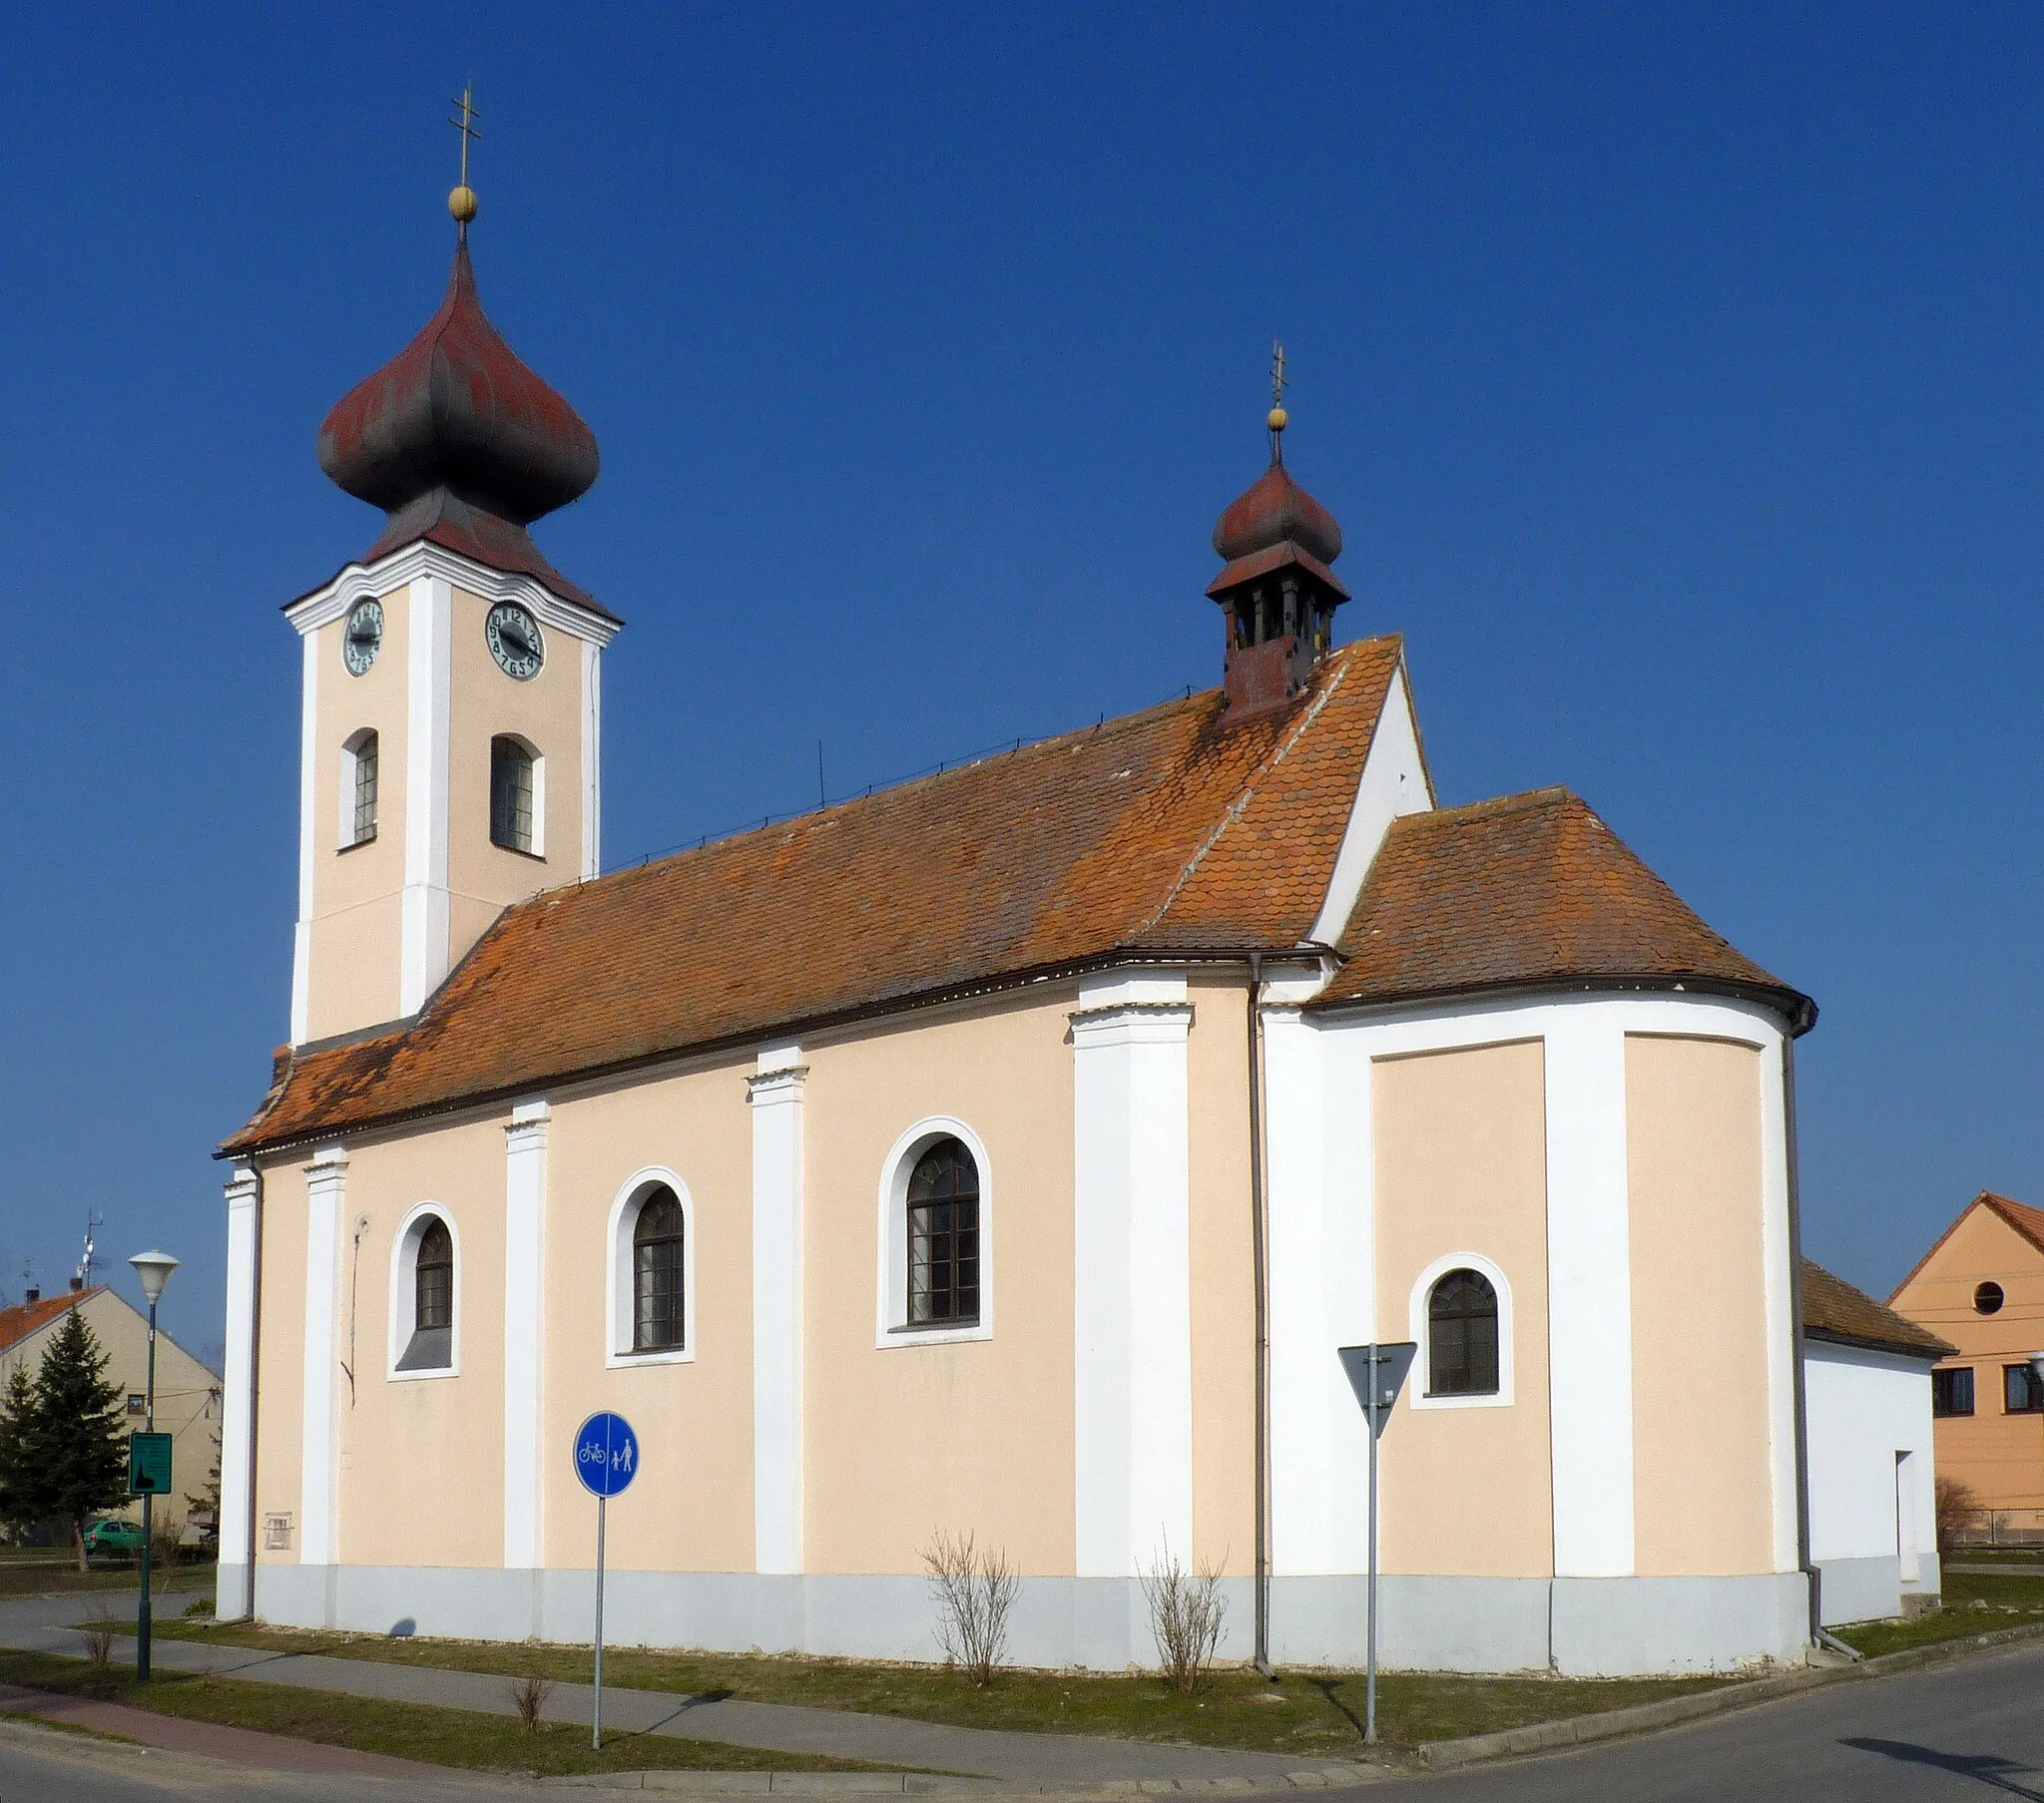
left=1803, top=1340, right=1940, bottom=1626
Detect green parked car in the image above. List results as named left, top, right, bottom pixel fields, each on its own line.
left=82, top=1517, right=145, bottom=1556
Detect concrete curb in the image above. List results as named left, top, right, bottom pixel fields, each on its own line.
left=1414, top=1617, right=2044, bottom=1770
left=547, top=1770, right=1387, bottom=1796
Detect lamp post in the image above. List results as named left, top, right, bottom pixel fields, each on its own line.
left=129, top=1250, right=179, bottom=1681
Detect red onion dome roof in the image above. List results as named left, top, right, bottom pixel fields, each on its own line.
left=317, top=242, right=598, bottom=528
left=1212, top=458, right=1343, bottom=567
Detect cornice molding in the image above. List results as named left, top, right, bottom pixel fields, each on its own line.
left=285, top=541, right=621, bottom=649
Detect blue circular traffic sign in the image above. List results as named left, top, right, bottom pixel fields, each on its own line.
left=574, top=1411, right=640, bottom=1498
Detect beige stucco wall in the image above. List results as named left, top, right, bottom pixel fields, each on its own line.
left=1893, top=1204, right=2044, bottom=1510
left=1627, top=1034, right=1773, bottom=1576
left=1372, top=1040, right=1554, bottom=1578
left=253, top=1157, right=309, bottom=1562
left=446, top=584, right=584, bottom=919
left=801, top=987, right=1079, bottom=1578
left=543, top=1062, right=759, bottom=1574
left=335, top=1119, right=509, bottom=1570
left=1187, top=974, right=1256, bottom=1577
left=305, top=583, right=410, bottom=1042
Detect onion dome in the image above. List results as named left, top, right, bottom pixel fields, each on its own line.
left=316, top=240, right=609, bottom=615
left=1212, top=458, right=1343, bottom=567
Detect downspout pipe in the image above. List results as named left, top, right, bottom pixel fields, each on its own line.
left=1248, top=953, right=1274, bottom=1675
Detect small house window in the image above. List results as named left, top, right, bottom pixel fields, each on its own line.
left=2006, top=1365, right=2044, bottom=1415
left=907, top=1137, right=979, bottom=1326
left=1427, top=1268, right=1499, bottom=1397
left=1976, top=1281, right=2005, bottom=1316
left=632, top=1186, right=686, bottom=1352
left=1932, top=1368, right=1975, bottom=1418
left=490, top=735, right=536, bottom=853
left=126, top=1393, right=146, bottom=1417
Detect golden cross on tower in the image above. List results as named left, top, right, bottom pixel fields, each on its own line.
left=1268, top=339, right=1289, bottom=458
left=448, top=85, right=483, bottom=233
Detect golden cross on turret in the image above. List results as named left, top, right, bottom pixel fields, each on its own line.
left=448, top=85, right=483, bottom=234
left=1268, top=339, right=1289, bottom=459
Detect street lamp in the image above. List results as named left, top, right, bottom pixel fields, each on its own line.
left=129, top=1250, right=179, bottom=1681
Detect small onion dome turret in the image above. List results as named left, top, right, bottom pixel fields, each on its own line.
left=1211, top=459, right=1343, bottom=569
left=318, top=241, right=598, bottom=527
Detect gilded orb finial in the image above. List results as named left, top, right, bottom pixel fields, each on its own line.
left=448, top=85, right=483, bottom=236
left=1268, top=339, right=1289, bottom=458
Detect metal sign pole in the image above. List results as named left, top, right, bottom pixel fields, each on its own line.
left=593, top=1493, right=607, bottom=1750
left=1365, top=1343, right=1379, bottom=1745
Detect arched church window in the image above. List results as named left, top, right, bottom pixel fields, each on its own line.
left=632, top=1186, right=686, bottom=1352
left=907, top=1137, right=979, bottom=1326
left=490, top=735, right=536, bottom=854
left=1427, top=1268, right=1499, bottom=1397
left=394, top=1211, right=456, bottom=1374
left=342, top=728, right=378, bottom=847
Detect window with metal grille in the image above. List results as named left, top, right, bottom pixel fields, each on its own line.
left=351, top=730, right=378, bottom=843
left=415, top=1219, right=453, bottom=1332
left=1427, top=1268, right=1500, bottom=1397
left=490, top=735, right=535, bottom=852
left=907, top=1138, right=979, bottom=1326
left=1932, top=1367, right=1975, bottom=1418
left=632, top=1187, right=686, bottom=1351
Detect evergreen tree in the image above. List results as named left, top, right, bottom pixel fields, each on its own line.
left=31, top=1311, right=128, bottom=1570
left=0, top=1363, right=45, bottom=1541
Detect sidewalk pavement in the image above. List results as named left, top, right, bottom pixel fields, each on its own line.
left=0, top=1593, right=1383, bottom=1790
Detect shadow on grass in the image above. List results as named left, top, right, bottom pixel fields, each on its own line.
left=1308, top=1677, right=1365, bottom=1742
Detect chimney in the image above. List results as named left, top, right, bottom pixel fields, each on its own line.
left=68, top=1276, right=83, bottom=1293
left=23, top=1287, right=38, bottom=1303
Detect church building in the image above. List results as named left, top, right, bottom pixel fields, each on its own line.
left=215, top=192, right=1822, bottom=1676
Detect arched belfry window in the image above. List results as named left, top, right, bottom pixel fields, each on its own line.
left=341, top=728, right=378, bottom=847
left=633, top=1186, right=686, bottom=1352
left=1427, top=1268, right=1499, bottom=1398
left=490, top=735, right=537, bottom=854
left=907, top=1138, right=979, bottom=1326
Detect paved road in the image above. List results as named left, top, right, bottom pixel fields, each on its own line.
left=1363, top=1635, right=2044, bottom=1800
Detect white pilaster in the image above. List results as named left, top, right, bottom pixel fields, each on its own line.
left=1267, top=1008, right=1375, bottom=1574
left=582, top=639, right=603, bottom=880
left=218, top=1163, right=260, bottom=1617
left=749, top=1047, right=806, bottom=1575
left=289, top=632, right=319, bottom=1045
left=503, top=1101, right=550, bottom=1572
left=1758, top=1033, right=1799, bottom=1572
left=399, top=574, right=453, bottom=1015
left=299, top=1145, right=346, bottom=1570
left=1071, top=970, right=1195, bottom=1576
left=1544, top=1009, right=1636, bottom=1577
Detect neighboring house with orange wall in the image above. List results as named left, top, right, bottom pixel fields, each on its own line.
left=1890, top=1192, right=2044, bottom=1528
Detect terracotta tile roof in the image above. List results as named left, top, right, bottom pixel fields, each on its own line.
left=224, top=639, right=1407, bottom=1154
left=1800, top=1258, right=1952, bottom=1360
left=1312, top=787, right=1811, bottom=1027
left=0, top=1287, right=102, bottom=1356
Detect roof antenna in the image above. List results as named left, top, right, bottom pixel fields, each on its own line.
left=77, top=1211, right=103, bottom=1288
left=448, top=83, right=482, bottom=239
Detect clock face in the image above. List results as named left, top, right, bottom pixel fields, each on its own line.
left=486, top=603, right=545, bottom=680
left=342, top=599, right=383, bottom=676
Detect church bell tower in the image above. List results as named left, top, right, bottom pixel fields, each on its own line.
left=283, top=151, right=618, bottom=1047
left=1208, top=346, right=1348, bottom=716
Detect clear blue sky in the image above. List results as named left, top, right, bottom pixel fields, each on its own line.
left=2, top=2, right=2038, bottom=1350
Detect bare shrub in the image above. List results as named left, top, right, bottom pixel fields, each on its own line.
left=77, top=1599, right=117, bottom=1669
left=149, top=1509, right=186, bottom=1572
left=921, top=1530, right=1017, bottom=1686
left=1142, top=1541, right=1228, bottom=1694
left=508, top=1670, right=555, bottom=1734
left=1937, top=1475, right=1982, bottom=1554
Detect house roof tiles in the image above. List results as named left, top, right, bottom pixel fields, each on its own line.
left=0, top=1287, right=103, bottom=1357
left=1800, top=1258, right=1952, bottom=1360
